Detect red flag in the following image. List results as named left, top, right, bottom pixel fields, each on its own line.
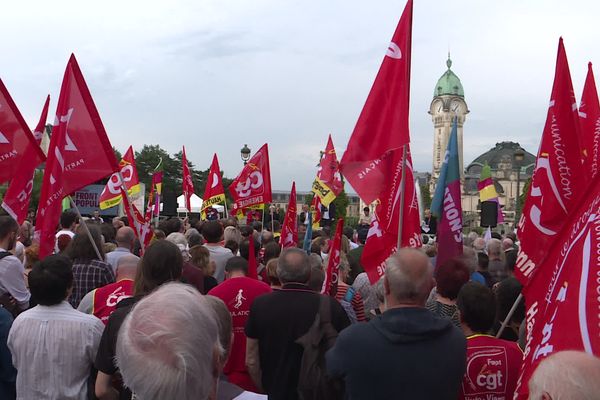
left=229, top=144, right=272, bottom=212
left=310, top=194, right=322, bottom=229
left=516, top=39, right=585, bottom=286
left=182, top=146, right=195, bottom=212
left=340, top=0, right=412, bottom=204
left=513, top=173, right=600, bottom=399
left=312, top=135, right=343, bottom=206
left=120, top=187, right=147, bottom=247
left=1, top=95, right=48, bottom=223
left=579, top=62, right=600, bottom=181
left=321, top=218, right=344, bottom=296
left=247, top=235, right=258, bottom=280
left=0, top=80, right=46, bottom=184
left=201, top=154, right=226, bottom=219
left=36, top=54, right=118, bottom=258
left=151, top=171, right=163, bottom=217
left=280, top=182, right=298, bottom=248
left=361, top=148, right=422, bottom=284
left=98, top=146, right=141, bottom=210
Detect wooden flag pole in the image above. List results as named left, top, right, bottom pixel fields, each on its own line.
left=495, top=293, right=523, bottom=338
left=397, top=144, right=408, bottom=249
left=223, top=197, right=229, bottom=219
left=68, top=196, right=103, bottom=261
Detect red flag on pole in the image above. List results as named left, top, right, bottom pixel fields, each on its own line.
left=312, top=135, right=343, bottom=207
left=182, top=146, right=194, bottom=212
left=516, top=38, right=586, bottom=286
left=247, top=235, right=258, bottom=280
left=340, top=0, right=413, bottom=204
left=229, top=144, right=272, bottom=213
left=1, top=95, right=48, bottom=223
left=98, top=146, right=141, bottom=210
left=321, top=218, right=344, bottom=296
left=280, top=182, right=298, bottom=248
left=36, top=54, right=119, bottom=258
left=0, top=80, right=46, bottom=185
left=579, top=62, right=600, bottom=182
left=201, top=154, right=226, bottom=219
left=310, top=194, right=322, bottom=230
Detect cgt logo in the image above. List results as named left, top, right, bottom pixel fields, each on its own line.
left=464, top=347, right=507, bottom=395
left=235, top=171, right=263, bottom=198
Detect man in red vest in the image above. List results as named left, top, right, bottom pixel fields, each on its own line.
left=77, top=254, right=138, bottom=324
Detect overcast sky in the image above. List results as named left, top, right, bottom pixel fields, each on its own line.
left=2, top=0, right=599, bottom=193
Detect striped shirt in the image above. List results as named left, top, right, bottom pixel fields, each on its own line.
left=68, top=259, right=115, bottom=308
left=335, top=282, right=366, bottom=322
left=7, top=301, right=104, bottom=400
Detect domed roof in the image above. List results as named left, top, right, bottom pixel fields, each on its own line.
left=465, top=142, right=536, bottom=176
left=434, top=56, right=464, bottom=98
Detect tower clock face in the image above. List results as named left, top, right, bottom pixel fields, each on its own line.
left=432, top=99, right=444, bottom=114
left=450, top=100, right=464, bottom=114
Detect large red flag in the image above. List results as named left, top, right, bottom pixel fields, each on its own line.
left=0, top=80, right=46, bottom=184
left=312, top=135, right=343, bottom=207
left=339, top=0, right=412, bottom=204
left=513, top=172, right=600, bottom=399
left=321, top=218, right=344, bottom=296
left=280, top=182, right=298, bottom=248
left=229, top=144, right=272, bottom=212
left=579, top=62, right=600, bottom=181
left=516, top=39, right=585, bottom=286
left=98, top=146, right=141, bottom=210
left=201, top=154, right=226, bottom=219
left=1, top=96, right=48, bottom=223
left=182, top=146, right=195, bottom=212
left=36, top=54, right=118, bottom=258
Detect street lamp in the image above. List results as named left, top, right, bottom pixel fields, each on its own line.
left=513, top=147, right=525, bottom=224
left=241, top=144, right=251, bottom=165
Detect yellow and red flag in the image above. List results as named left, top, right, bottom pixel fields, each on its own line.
left=312, top=134, right=343, bottom=207
left=99, top=146, right=141, bottom=210
left=201, top=153, right=226, bottom=219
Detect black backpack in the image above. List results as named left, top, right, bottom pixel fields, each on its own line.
left=295, top=295, right=344, bottom=400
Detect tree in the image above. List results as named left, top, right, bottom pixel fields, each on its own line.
left=420, top=183, right=432, bottom=211
left=516, top=177, right=531, bottom=224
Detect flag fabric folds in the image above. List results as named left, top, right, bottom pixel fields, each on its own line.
left=36, top=54, right=118, bottom=258
left=229, top=143, right=272, bottom=213
left=340, top=0, right=413, bottom=204
left=280, top=182, right=298, bottom=249
left=98, top=146, right=141, bottom=210
left=321, top=218, right=344, bottom=296
left=516, top=38, right=586, bottom=286
left=312, top=135, right=343, bottom=207
left=33, top=95, right=50, bottom=144
left=182, top=146, right=195, bottom=213
left=201, top=154, right=226, bottom=219
left=310, top=195, right=322, bottom=230
left=579, top=62, right=600, bottom=181
left=431, top=118, right=463, bottom=267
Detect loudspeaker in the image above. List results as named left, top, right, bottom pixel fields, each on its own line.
left=480, top=201, right=498, bottom=228
left=162, top=190, right=178, bottom=216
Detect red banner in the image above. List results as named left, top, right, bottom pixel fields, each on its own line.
left=322, top=218, right=344, bottom=296
left=280, top=182, right=298, bottom=248
left=229, top=144, right=272, bottom=212
left=182, top=146, right=194, bottom=212
left=201, top=153, right=226, bottom=219
left=36, top=54, right=118, bottom=258
left=98, top=146, right=140, bottom=210
left=312, top=135, right=343, bottom=206
left=579, top=62, right=600, bottom=182
left=33, top=95, right=50, bottom=144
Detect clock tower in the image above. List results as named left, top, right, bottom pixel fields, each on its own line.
left=429, top=55, right=468, bottom=192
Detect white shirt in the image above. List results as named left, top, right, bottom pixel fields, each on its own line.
left=0, top=247, right=30, bottom=309
left=105, top=247, right=131, bottom=274
left=204, top=244, right=234, bottom=283
left=8, top=301, right=104, bottom=400
left=55, top=229, right=75, bottom=253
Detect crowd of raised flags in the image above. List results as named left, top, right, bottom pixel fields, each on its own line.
left=0, top=0, right=599, bottom=397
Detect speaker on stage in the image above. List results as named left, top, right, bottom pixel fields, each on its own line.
left=480, top=201, right=498, bottom=228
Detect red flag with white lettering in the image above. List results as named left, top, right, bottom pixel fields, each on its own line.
left=579, top=62, right=600, bottom=182
left=1, top=95, right=48, bottom=223
left=36, top=54, right=118, bottom=258
left=98, top=146, right=141, bottom=210
left=516, top=39, right=586, bottom=286
left=280, top=182, right=298, bottom=248
left=229, top=144, right=272, bottom=212
left=182, top=146, right=195, bottom=212
left=0, top=80, right=46, bottom=185
left=340, top=0, right=412, bottom=204
left=322, top=218, right=344, bottom=296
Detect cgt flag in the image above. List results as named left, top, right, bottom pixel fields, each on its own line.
left=280, top=182, right=298, bottom=249
left=579, top=62, right=600, bottom=181
left=322, top=218, right=344, bottom=296
left=229, top=143, right=272, bottom=212
left=516, top=38, right=586, bottom=286
left=36, top=54, right=118, bottom=258
left=312, top=135, right=343, bottom=207
left=1, top=95, right=48, bottom=223
left=431, top=118, right=463, bottom=267
left=340, top=0, right=413, bottom=204
left=182, top=146, right=195, bottom=212
left=98, top=146, right=141, bottom=210
left=201, top=154, right=226, bottom=219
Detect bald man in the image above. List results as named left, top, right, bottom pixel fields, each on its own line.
left=326, top=248, right=467, bottom=399
left=106, top=226, right=136, bottom=274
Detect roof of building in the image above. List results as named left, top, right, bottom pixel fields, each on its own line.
left=434, top=55, right=465, bottom=98
left=465, top=141, right=536, bottom=176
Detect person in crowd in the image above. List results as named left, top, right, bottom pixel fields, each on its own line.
left=358, top=207, right=372, bottom=229
left=185, top=228, right=203, bottom=247
left=265, top=258, right=281, bottom=290
left=493, top=277, right=524, bottom=341
left=307, top=254, right=325, bottom=292
left=486, top=238, right=507, bottom=284
left=203, top=221, right=234, bottom=283
left=245, top=248, right=350, bottom=399
left=105, top=227, right=135, bottom=274
left=167, top=232, right=205, bottom=294
left=472, top=237, right=486, bottom=253
left=0, top=306, right=16, bottom=399
left=462, top=247, right=485, bottom=285
left=95, top=240, right=183, bottom=400
left=326, top=249, right=466, bottom=399
left=262, top=242, right=281, bottom=266
left=366, top=278, right=385, bottom=320
left=100, top=223, right=117, bottom=245
left=502, top=238, right=514, bottom=253
left=310, top=236, right=329, bottom=259
left=421, top=208, right=437, bottom=235
left=23, top=244, right=39, bottom=289
left=343, top=227, right=359, bottom=250
left=8, top=255, right=104, bottom=399
left=66, top=224, right=115, bottom=308
left=240, top=237, right=266, bottom=281
left=352, top=272, right=380, bottom=317
left=153, top=228, right=166, bottom=241
left=464, top=231, right=479, bottom=248
left=10, top=242, right=24, bottom=264
left=504, top=249, right=518, bottom=279
left=528, top=351, right=600, bottom=399
left=0, top=216, right=30, bottom=313
left=158, top=217, right=183, bottom=237
left=115, top=283, right=220, bottom=400
left=347, top=228, right=367, bottom=284
left=476, top=252, right=493, bottom=287
left=456, top=282, right=522, bottom=399
left=112, top=217, right=124, bottom=231
left=18, top=221, right=33, bottom=248
left=208, top=256, right=272, bottom=392
left=189, top=245, right=218, bottom=293
left=426, top=258, right=470, bottom=327
left=90, top=210, right=104, bottom=224
left=55, top=210, right=78, bottom=253
left=78, top=254, right=139, bottom=324
left=261, top=230, right=274, bottom=245
left=224, top=226, right=242, bottom=248
left=335, top=256, right=366, bottom=322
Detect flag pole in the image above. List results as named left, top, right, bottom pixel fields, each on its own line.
left=495, top=293, right=523, bottom=338
left=271, top=208, right=275, bottom=232
left=397, top=144, right=408, bottom=249
left=68, top=196, right=103, bottom=261
left=261, top=206, right=265, bottom=232
left=117, top=171, right=139, bottom=233
left=223, top=197, right=229, bottom=219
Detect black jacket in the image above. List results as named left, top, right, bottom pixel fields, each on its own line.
left=326, top=307, right=466, bottom=399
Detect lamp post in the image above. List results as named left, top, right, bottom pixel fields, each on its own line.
left=513, top=147, right=525, bottom=225
left=241, top=144, right=251, bottom=165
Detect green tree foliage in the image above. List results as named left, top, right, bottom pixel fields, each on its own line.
left=420, top=183, right=432, bottom=211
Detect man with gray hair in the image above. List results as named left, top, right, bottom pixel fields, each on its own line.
left=486, top=238, right=506, bottom=284
left=116, top=282, right=221, bottom=400
left=326, top=248, right=466, bottom=399
left=106, top=226, right=136, bottom=274
left=528, top=350, right=600, bottom=399
left=245, top=248, right=349, bottom=400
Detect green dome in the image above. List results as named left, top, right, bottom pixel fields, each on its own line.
left=434, top=56, right=464, bottom=98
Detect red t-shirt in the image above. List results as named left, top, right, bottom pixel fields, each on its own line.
left=208, top=276, right=272, bottom=392
left=92, top=279, right=134, bottom=325
left=458, top=334, right=523, bottom=400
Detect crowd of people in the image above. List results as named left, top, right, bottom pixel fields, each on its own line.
left=0, top=209, right=599, bottom=400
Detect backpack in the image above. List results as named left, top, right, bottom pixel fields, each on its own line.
left=339, top=286, right=358, bottom=324
left=295, top=295, right=345, bottom=400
